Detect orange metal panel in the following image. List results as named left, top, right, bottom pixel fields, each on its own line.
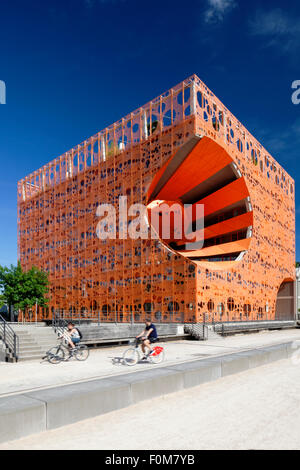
left=171, top=211, right=253, bottom=245
left=195, top=178, right=250, bottom=218
left=202, top=212, right=253, bottom=240
left=178, top=238, right=251, bottom=258
left=156, top=137, right=232, bottom=201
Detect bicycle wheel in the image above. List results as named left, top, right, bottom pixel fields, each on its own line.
left=123, top=348, right=139, bottom=366
left=47, top=346, right=65, bottom=364
left=74, top=344, right=89, bottom=361
left=149, top=347, right=165, bottom=364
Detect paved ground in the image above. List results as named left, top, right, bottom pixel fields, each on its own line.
left=1, top=329, right=300, bottom=397
left=2, top=356, right=300, bottom=450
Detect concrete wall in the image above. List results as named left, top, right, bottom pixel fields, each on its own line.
left=77, top=323, right=183, bottom=342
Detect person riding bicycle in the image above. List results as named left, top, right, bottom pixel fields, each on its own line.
left=136, top=319, right=158, bottom=360
left=60, top=322, right=81, bottom=352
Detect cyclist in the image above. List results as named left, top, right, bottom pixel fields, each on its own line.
left=60, top=322, right=81, bottom=352
left=136, top=319, right=158, bottom=359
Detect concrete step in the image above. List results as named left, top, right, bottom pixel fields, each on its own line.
left=18, top=342, right=43, bottom=348
left=19, top=346, right=44, bottom=353
left=14, top=328, right=54, bottom=335
left=18, top=336, right=56, bottom=343
left=24, top=333, right=56, bottom=339
left=18, top=350, right=44, bottom=356
left=24, top=332, right=55, bottom=336
left=19, top=342, right=57, bottom=350
left=19, top=333, right=56, bottom=339
left=207, top=326, right=223, bottom=340
left=18, top=348, right=45, bottom=354
left=22, top=342, right=55, bottom=347
left=25, top=337, right=58, bottom=343
left=31, top=340, right=58, bottom=345
left=16, top=338, right=35, bottom=344
left=24, top=337, right=57, bottom=344
left=18, top=355, right=44, bottom=361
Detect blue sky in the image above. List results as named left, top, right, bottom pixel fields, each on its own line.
left=0, top=0, right=299, bottom=265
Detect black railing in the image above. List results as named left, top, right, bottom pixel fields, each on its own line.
left=212, top=319, right=296, bottom=336
left=51, top=310, right=185, bottom=327
left=184, top=323, right=208, bottom=340
left=0, top=315, right=19, bottom=361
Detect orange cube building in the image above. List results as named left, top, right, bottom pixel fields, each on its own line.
left=18, top=75, right=296, bottom=324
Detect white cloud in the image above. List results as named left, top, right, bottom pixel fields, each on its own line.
left=204, top=0, right=237, bottom=24
left=249, top=8, right=300, bottom=52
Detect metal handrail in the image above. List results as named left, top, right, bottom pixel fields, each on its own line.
left=51, top=311, right=185, bottom=327
left=212, top=320, right=296, bottom=337
left=0, top=314, right=19, bottom=361
left=184, top=323, right=208, bottom=340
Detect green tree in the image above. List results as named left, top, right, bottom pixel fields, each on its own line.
left=0, top=262, right=49, bottom=321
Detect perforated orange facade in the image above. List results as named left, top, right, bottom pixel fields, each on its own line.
left=18, top=75, right=296, bottom=323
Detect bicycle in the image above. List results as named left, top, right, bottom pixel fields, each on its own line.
left=43, top=337, right=90, bottom=364
left=122, top=338, right=165, bottom=366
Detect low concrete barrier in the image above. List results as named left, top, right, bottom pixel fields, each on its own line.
left=168, top=358, right=222, bottom=388
left=110, top=367, right=184, bottom=403
left=246, top=342, right=289, bottom=369
left=27, top=378, right=131, bottom=430
left=0, top=341, right=295, bottom=443
left=220, top=353, right=250, bottom=377
left=0, top=395, right=46, bottom=443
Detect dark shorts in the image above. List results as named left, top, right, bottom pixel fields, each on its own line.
left=71, top=337, right=80, bottom=344
left=149, top=337, right=158, bottom=344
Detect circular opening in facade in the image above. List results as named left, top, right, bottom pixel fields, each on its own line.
left=147, top=136, right=253, bottom=269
